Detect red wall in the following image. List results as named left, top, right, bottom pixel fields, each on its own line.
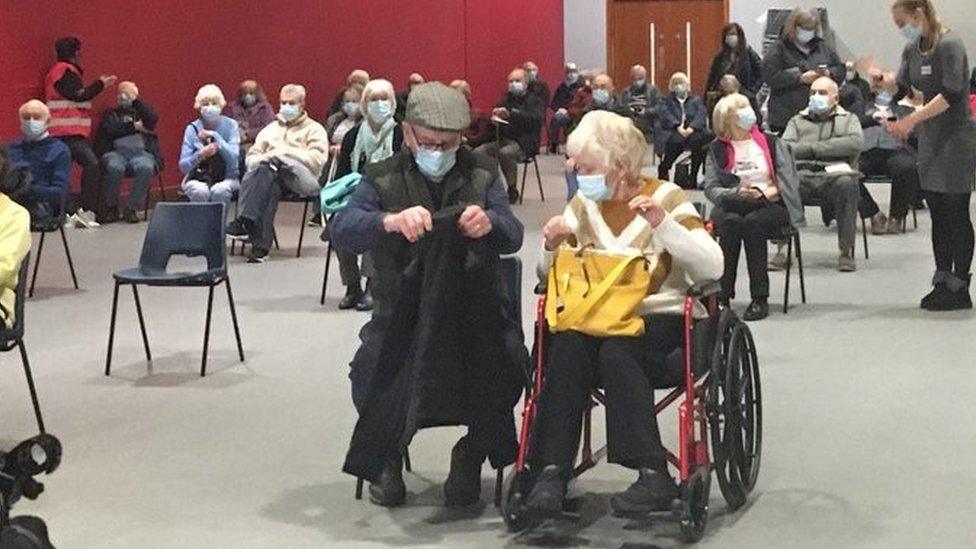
left=0, top=0, right=564, bottom=190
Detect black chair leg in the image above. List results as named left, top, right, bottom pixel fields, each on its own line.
left=131, top=286, right=151, bottom=362
left=518, top=161, right=529, bottom=205
left=784, top=237, right=793, bottom=315
left=533, top=157, right=544, bottom=202
left=273, top=230, right=280, bottom=251
left=59, top=226, right=79, bottom=290
left=29, top=231, right=46, bottom=298
left=225, top=278, right=245, bottom=362
left=296, top=200, right=309, bottom=258
left=105, top=281, right=121, bottom=375
left=494, top=467, right=504, bottom=508
left=861, top=216, right=869, bottom=260
left=320, top=241, right=333, bottom=306
left=912, top=205, right=918, bottom=230
left=201, top=285, right=215, bottom=377
left=18, top=339, right=45, bottom=434
left=403, top=447, right=413, bottom=473
left=355, top=478, right=364, bottom=500
left=796, top=232, right=807, bottom=304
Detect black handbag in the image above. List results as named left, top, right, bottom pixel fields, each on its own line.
left=188, top=122, right=226, bottom=185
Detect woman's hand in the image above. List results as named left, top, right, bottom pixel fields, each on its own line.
left=629, top=195, right=666, bottom=228
left=543, top=215, right=573, bottom=250
left=738, top=186, right=763, bottom=200
left=800, top=70, right=820, bottom=85
left=885, top=115, right=917, bottom=142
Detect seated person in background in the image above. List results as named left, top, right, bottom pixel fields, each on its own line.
left=566, top=70, right=596, bottom=129
left=474, top=68, right=544, bottom=203
left=226, top=84, right=328, bottom=263
left=93, top=81, right=162, bottom=224
left=617, top=65, right=661, bottom=143
left=843, top=60, right=872, bottom=112
left=7, top=101, right=71, bottom=225
left=782, top=76, right=863, bottom=272
left=524, top=61, right=551, bottom=110
left=333, top=83, right=524, bottom=508
left=704, top=94, right=805, bottom=320
left=332, top=79, right=404, bottom=311
left=226, top=80, right=276, bottom=171
left=311, top=85, right=365, bottom=227
left=327, top=69, right=370, bottom=118
left=395, top=73, right=425, bottom=122
left=568, top=73, right=623, bottom=135
left=717, top=74, right=763, bottom=127
left=656, top=72, right=713, bottom=184
left=547, top=62, right=582, bottom=153
left=179, top=84, right=240, bottom=209
left=0, top=148, right=31, bottom=328
left=525, top=110, right=723, bottom=516
left=859, top=88, right=922, bottom=234
left=450, top=80, right=493, bottom=149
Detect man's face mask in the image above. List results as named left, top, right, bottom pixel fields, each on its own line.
left=21, top=119, right=46, bottom=140
left=509, top=81, right=526, bottom=95
left=875, top=90, right=894, bottom=107
left=118, top=94, right=133, bottom=108
left=808, top=93, right=830, bottom=114
left=566, top=72, right=579, bottom=84
left=592, top=89, right=611, bottom=105
left=280, top=103, right=301, bottom=122
left=414, top=146, right=458, bottom=180
left=632, top=79, right=646, bottom=90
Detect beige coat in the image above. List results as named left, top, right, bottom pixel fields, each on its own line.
left=246, top=112, right=329, bottom=177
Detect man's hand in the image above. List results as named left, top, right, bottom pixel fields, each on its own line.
left=628, top=195, right=666, bottom=228
left=133, top=120, right=145, bottom=132
left=543, top=215, right=573, bottom=250
left=383, top=206, right=433, bottom=242
left=100, top=75, right=118, bottom=87
left=678, top=126, right=694, bottom=138
left=493, top=107, right=510, bottom=120
left=198, top=143, right=218, bottom=159
left=458, top=205, right=492, bottom=239
left=800, top=70, right=820, bottom=85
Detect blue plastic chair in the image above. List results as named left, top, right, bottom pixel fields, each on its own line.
left=105, top=203, right=244, bottom=377
left=1, top=253, right=45, bottom=433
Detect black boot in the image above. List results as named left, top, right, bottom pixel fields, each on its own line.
left=368, top=456, right=406, bottom=507
left=524, top=465, right=567, bottom=517
left=443, top=436, right=486, bottom=507
left=921, top=271, right=952, bottom=310
left=355, top=280, right=374, bottom=312
left=610, top=468, right=679, bottom=516
left=339, top=283, right=362, bottom=310
left=927, top=273, right=973, bottom=311
left=743, top=298, right=769, bottom=321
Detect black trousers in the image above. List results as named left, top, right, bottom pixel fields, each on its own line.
left=58, top=135, right=102, bottom=213
left=658, top=130, right=713, bottom=183
left=926, top=191, right=974, bottom=278
left=714, top=201, right=790, bottom=300
left=530, top=315, right=684, bottom=473
left=859, top=148, right=920, bottom=219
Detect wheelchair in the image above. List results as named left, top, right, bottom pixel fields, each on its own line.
left=501, top=280, right=762, bottom=543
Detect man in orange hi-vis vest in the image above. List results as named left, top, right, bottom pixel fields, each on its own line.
left=44, top=36, right=116, bottom=219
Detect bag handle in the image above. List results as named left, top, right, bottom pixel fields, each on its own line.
left=556, top=252, right=647, bottom=328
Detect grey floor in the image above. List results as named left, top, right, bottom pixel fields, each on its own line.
left=2, top=155, right=975, bottom=548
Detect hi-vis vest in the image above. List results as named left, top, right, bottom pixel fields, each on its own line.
left=44, top=62, right=93, bottom=138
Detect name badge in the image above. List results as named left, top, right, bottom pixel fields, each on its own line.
left=921, top=65, right=933, bottom=76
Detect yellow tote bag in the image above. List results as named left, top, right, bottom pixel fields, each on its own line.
left=545, top=246, right=651, bottom=337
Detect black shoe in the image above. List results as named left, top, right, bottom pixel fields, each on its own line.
left=97, top=208, right=119, bottom=225
left=524, top=465, right=566, bottom=517
left=507, top=186, right=520, bottom=204
left=368, top=457, right=406, bottom=507
left=610, top=468, right=680, bottom=516
left=226, top=217, right=253, bottom=241
left=122, top=208, right=140, bottom=224
left=443, top=436, right=486, bottom=507
left=743, top=299, right=769, bottom=321
left=319, top=223, right=331, bottom=242
left=927, top=274, right=973, bottom=311
left=355, top=291, right=374, bottom=312
left=920, top=284, right=949, bottom=310
left=246, top=247, right=269, bottom=263
left=307, top=214, right=323, bottom=227
left=820, top=205, right=834, bottom=227
left=338, top=285, right=362, bottom=310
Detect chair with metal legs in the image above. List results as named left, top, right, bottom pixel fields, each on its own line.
left=517, top=154, right=545, bottom=205
left=104, top=203, right=244, bottom=377
left=29, top=196, right=79, bottom=298
left=1, top=253, right=46, bottom=433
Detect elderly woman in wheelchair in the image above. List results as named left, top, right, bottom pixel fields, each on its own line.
left=525, top=111, right=723, bottom=516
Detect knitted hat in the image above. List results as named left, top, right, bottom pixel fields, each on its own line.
left=405, top=82, right=471, bottom=132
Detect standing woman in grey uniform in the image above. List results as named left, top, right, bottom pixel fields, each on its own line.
left=880, top=0, right=976, bottom=310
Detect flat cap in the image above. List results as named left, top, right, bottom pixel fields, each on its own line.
left=405, top=82, right=471, bottom=132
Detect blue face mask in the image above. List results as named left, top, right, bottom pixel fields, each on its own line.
left=509, top=81, right=526, bottom=95
left=201, top=105, right=221, bottom=120
left=367, top=100, right=392, bottom=123
left=796, top=28, right=816, bottom=45
left=21, top=119, right=46, bottom=140
left=736, top=107, right=757, bottom=130
left=342, top=101, right=360, bottom=117
left=280, top=104, right=301, bottom=122
left=414, top=146, right=458, bottom=180
left=242, top=93, right=256, bottom=107
left=808, top=94, right=830, bottom=114
left=592, top=89, right=611, bottom=105
left=576, top=172, right=613, bottom=202
left=900, top=23, right=922, bottom=42
left=875, top=91, right=894, bottom=107
left=118, top=94, right=133, bottom=108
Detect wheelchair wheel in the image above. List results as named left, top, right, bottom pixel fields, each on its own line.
left=726, top=323, right=762, bottom=495
left=678, top=467, right=711, bottom=543
left=501, top=469, right=535, bottom=532
left=706, top=311, right=746, bottom=510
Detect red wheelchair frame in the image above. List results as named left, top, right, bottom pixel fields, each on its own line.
left=502, top=281, right=762, bottom=542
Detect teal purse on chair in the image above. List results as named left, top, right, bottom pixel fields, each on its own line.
left=320, top=172, right=363, bottom=214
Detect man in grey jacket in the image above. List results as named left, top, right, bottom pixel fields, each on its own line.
left=783, top=77, right=863, bottom=272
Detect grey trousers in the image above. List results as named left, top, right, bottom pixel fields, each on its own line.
left=474, top=139, right=521, bottom=190
left=800, top=172, right=859, bottom=249
left=337, top=251, right=372, bottom=287
left=239, top=157, right=320, bottom=249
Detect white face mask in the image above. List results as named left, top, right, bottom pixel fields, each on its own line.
left=796, top=28, right=816, bottom=45
left=725, top=35, right=739, bottom=49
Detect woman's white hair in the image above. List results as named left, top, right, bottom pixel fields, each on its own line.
left=360, top=79, right=397, bottom=113
left=669, top=72, right=690, bottom=91
left=566, top=111, right=648, bottom=181
left=712, top=93, right=752, bottom=138
left=194, top=84, right=226, bottom=109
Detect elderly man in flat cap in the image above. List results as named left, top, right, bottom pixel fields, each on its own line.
left=334, top=82, right=526, bottom=509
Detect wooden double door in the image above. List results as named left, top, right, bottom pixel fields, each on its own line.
left=607, top=0, right=728, bottom=94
